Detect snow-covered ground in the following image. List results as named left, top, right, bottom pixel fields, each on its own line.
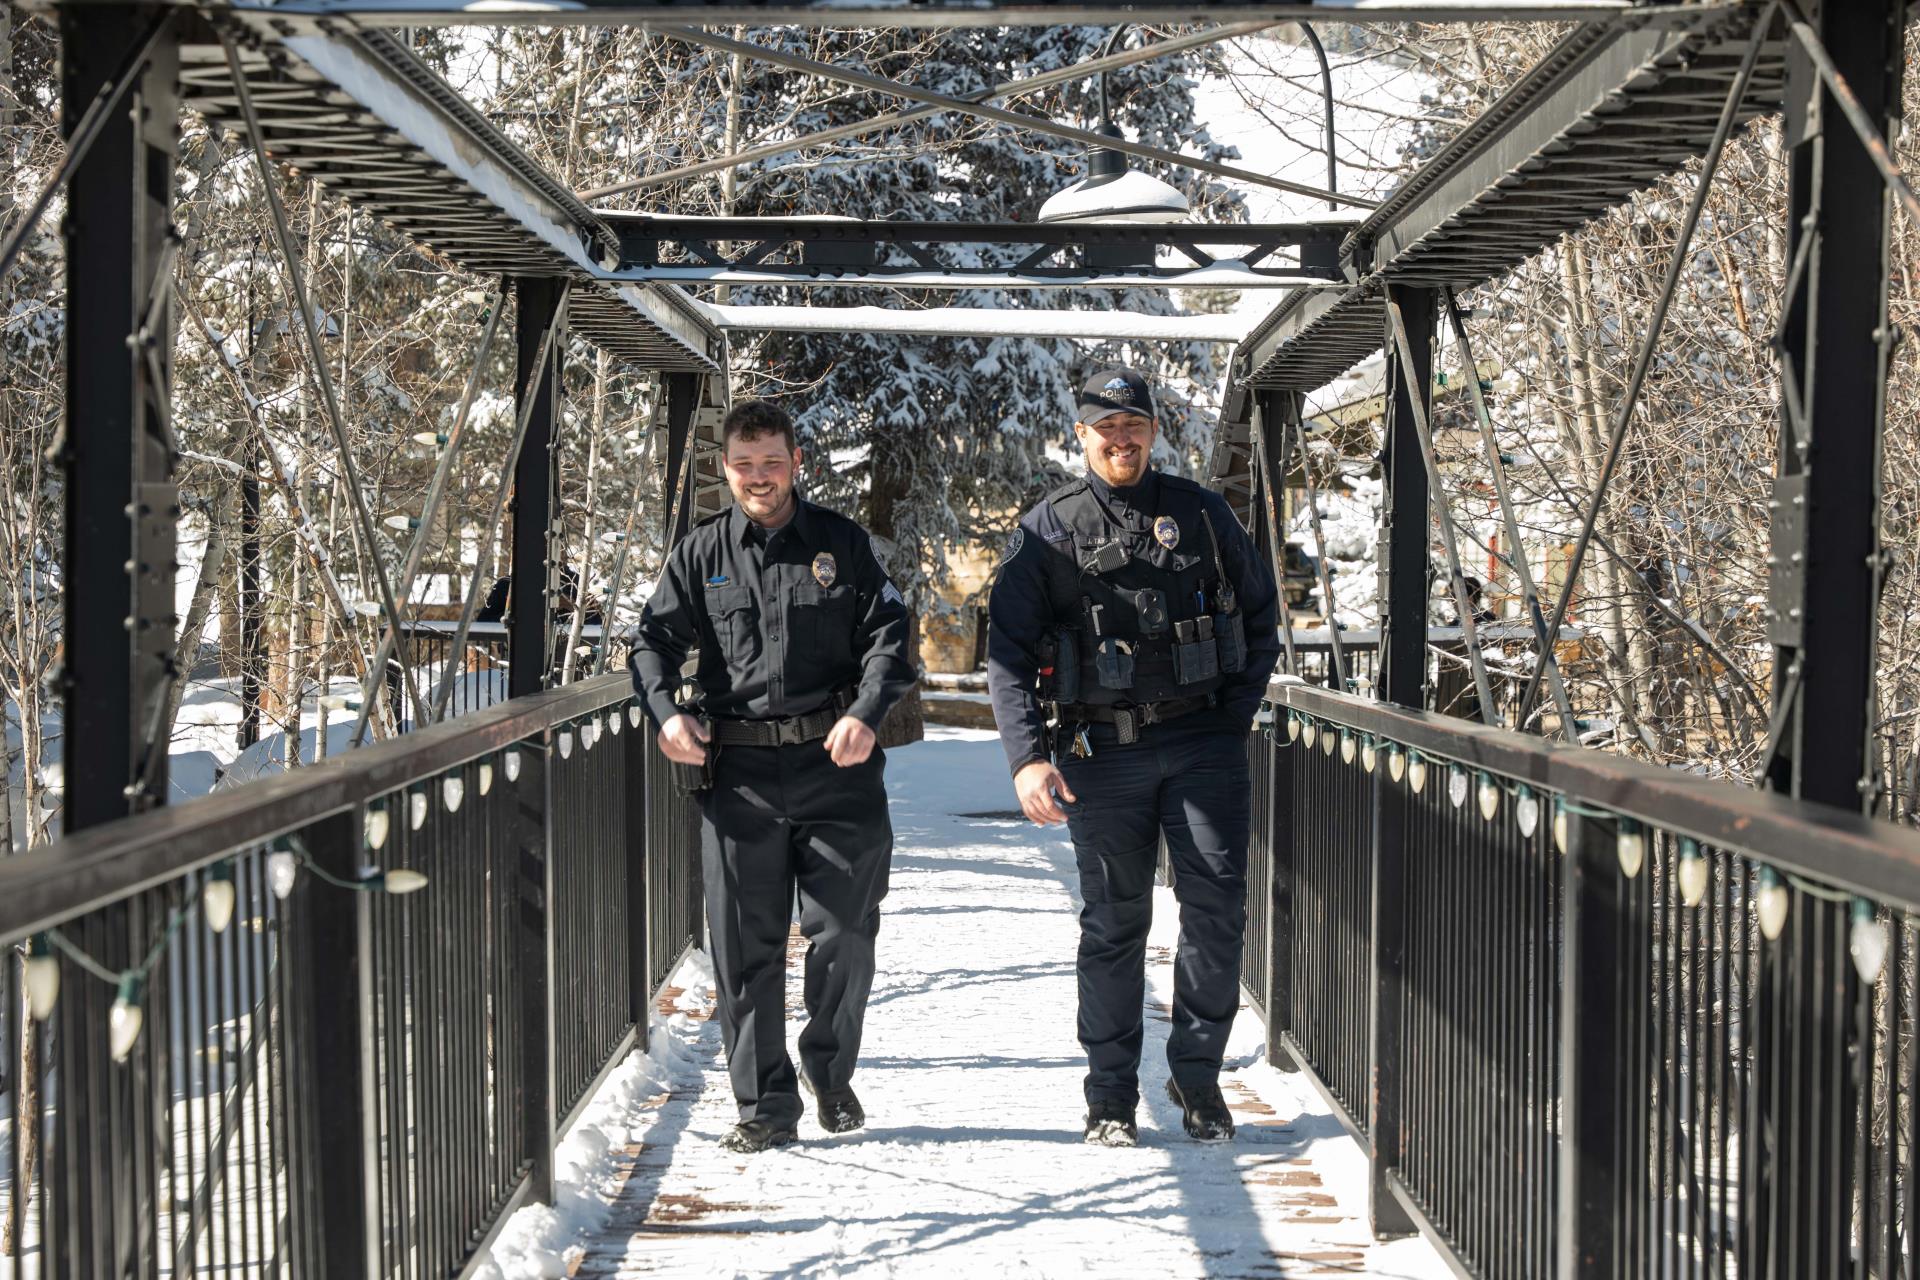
left=480, top=727, right=1449, bottom=1280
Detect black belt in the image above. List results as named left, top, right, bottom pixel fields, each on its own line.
left=1062, top=694, right=1213, bottom=735
left=709, top=705, right=842, bottom=747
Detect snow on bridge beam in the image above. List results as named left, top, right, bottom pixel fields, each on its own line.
left=222, top=0, right=1733, bottom=31
left=612, top=264, right=1341, bottom=290
left=697, top=304, right=1258, bottom=343
left=192, top=22, right=722, bottom=372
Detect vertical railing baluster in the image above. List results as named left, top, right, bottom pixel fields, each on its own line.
left=626, top=705, right=652, bottom=1032
left=1367, top=751, right=1414, bottom=1236
left=294, top=810, right=377, bottom=1279
left=1268, top=711, right=1296, bottom=1071
left=515, top=733, right=556, bottom=1205
left=1558, top=807, right=1622, bottom=1279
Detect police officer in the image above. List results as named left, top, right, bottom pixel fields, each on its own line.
left=987, top=367, right=1279, bottom=1148
left=631, top=398, right=914, bottom=1154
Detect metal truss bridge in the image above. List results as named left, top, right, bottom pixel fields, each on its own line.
left=4, top=2, right=1918, bottom=1277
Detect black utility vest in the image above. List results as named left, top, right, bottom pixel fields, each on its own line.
left=1042, top=477, right=1236, bottom=707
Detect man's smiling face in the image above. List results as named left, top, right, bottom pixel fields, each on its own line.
left=723, top=431, right=801, bottom=525
left=1075, top=411, right=1157, bottom=488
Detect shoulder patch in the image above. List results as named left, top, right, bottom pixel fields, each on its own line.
left=997, top=527, right=1025, bottom=569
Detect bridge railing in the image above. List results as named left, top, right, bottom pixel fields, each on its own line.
left=1248, top=677, right=1920, bottom=1279
left=0, top=671, right=701, bottom=1279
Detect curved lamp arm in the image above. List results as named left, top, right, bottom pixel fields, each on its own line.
left=1096, top=22, right=1337, bottom=206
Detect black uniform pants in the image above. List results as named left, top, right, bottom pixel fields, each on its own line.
left=698, top=740, right=892, bottom=1125
left=1057, top=722, right=1250, bottom=1108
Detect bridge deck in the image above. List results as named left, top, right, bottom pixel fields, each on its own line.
left=490, top=729, right=1447, bottom=1279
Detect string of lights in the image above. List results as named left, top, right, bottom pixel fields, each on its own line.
left=1268, top=702, right=1901, bottom=984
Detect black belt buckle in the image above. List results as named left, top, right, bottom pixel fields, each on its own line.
left=775, top=716, right=809, bottom=747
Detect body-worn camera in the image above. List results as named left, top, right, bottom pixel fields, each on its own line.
left=1133, top=588, right=1170, bottom=638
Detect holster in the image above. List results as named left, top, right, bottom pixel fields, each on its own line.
left=669, top=710, right=717, bottom=795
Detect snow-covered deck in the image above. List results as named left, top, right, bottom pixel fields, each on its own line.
left=479, top=728, right=1448, bottom=1280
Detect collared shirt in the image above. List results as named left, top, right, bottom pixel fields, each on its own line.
left=984, top=467, right=1281, bottom=775
left=630, top=497, right=915, bottom=731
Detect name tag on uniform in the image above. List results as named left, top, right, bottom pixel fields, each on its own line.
left=706, top=575, right=730, bottom=587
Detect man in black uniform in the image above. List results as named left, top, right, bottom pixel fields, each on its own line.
left=631, top=398, right=914, bottom=1154
left=987, top=367, right=1280, bottom=1148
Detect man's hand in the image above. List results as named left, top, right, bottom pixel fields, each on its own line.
left=823, top=715, right=876, bottom=767
left=1015, top=760, right=1077, bottom=826
left=657, top=713, right=710, bottom=766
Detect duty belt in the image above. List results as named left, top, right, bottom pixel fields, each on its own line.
left=1061, top=694, right=1213, bottom=743
left=709, top=705, right=842, bottom=747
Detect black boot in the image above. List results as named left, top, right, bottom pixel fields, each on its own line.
left=719, top=1117, right=799, bottom=1154
left=1083, top=1099, right=1138, bottom=1148
left=1165, top=1078, right=1235, bottom=1142
left=801, top=1072, right=865, bottom=1134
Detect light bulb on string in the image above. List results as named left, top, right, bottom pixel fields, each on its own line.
left=383, top=515, right=421, bottom=533
left=1408, top=753, right=1428, bottom=795
left=1553, top=799, right=1573, bottom=855
left=351, top=601, right=383, bottom=619
left=505, top=750, right=522, bottom=782
left=628, top=705, right=644, bottom=730
left=408, top=789, right=428, bottom=832
left=1287, top=713, right=1301, bottom=743
left=1678, top=839, right=1709, bottom=908
left=608, top=710, right=622, bottom=737
left=581, top=721, right=597, bottom=751
left=1388, top=746, right=1406, bottom=783
left=202, top=860, right=236, bottom=934
left=364, top=867, right=429, bottom=895
left=558, top=731, right=574, bottom=760
left=443, top=774, right=465, bottom=813
left=1850, top=897, right=1890, bottom=983
left=1362, top=737, right=1378, bottom=774
left=1321, top=725, right=1336, bottom=756
left=411, top=431, right=449, bottom=448
left=1616, top=817, right=1645, bottom=880
left=269, top=847, right=300, bottom=900
left=1757, top=866, right=1790, bottom=941
left=1476, top=772, right=1500, bottom=822
left=366, top=805, right=391, bottom=850
left=478, top=761, right=494, bottom=795
left=25, top=935, right=59, bottom=1022
left=1340, top=730, right=1355, bottom=764
left=109, top=973, right=146, bottom=1063
left=1301, top=719, right=1317, bottom=749
left=1515, top=786, right=1540, bottom=839
left=1448, top=765, right=1468, bottom=809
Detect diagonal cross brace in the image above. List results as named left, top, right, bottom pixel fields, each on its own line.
left=583, top=21, right=1281, bottom=201
left=656, top=25, right=1374, bottom=212
left=224, top=33, right=429, bottom=729
left=1514, top=13, right=1772, bottom=729
left=431, top=284, right=572, bottom=721
left=1439, top=286, right=1580, bottom=737
left=347, top=291, right=505, bottom=744
left=1382, top=291, right=1501, bottom=727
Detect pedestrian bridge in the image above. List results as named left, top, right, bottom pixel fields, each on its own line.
left=13, top=1, right=1920, bottom=1277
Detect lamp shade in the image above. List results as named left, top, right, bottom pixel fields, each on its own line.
left=1039, top=166, right=1190, bottom=224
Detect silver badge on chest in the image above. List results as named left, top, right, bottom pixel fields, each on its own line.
left=1153, top=516, right=1180, bottom=550
left=812, top=551, right=838, bottom=587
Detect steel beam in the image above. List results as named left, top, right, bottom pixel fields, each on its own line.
left=1757, top=3, right=1902, bottom=1276
left=225, top=1, right=1728, bottom=31
left=53, top=7, right=179, bottom=1274
left=61, top=2, right=180, bottom=826
left=510, top=279, right=565, bottom=700
left=1377, top=286, right=1432, bottom=711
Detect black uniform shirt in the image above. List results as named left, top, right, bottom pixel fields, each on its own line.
left=630, top=498, right=915, bottom=731
left=985, top=468, right=1281, bottom=775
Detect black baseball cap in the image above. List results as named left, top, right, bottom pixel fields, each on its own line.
left=1076, top=367, right=1156, bottom=426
